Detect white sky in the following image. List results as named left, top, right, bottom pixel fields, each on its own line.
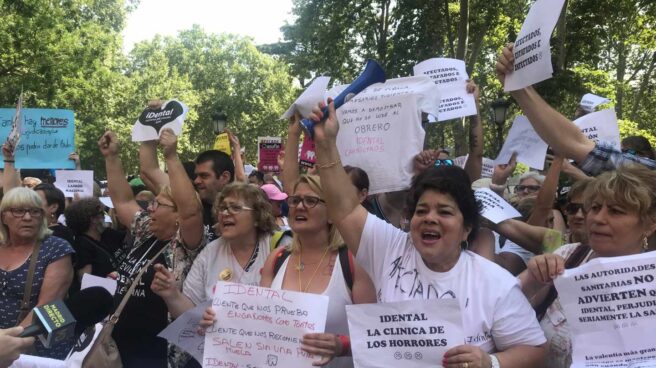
left=122, top=0, right=294, bottom=53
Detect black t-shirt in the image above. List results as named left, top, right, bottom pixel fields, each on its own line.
left=202, top=201, right=218, bottom=242
left=112, top=237, right=168, bottom=368
left=51, top=223, right=75, bottom=246
left=73, top=234, right=116, bottom=278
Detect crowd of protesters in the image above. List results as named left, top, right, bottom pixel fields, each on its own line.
left=0, top=43, right=655, bottom=368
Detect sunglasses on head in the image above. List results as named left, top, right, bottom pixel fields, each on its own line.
left=565, top=203, right=585, bottom=215
left=434, top=159, right=454, bottom=167
left=621, top=148, right=637, bottom=155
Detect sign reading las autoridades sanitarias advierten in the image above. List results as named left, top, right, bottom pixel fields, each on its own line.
left=0, top=108, right=75, bottom=169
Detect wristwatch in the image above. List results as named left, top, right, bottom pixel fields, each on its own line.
left=489, top=354, right=500, bottom=368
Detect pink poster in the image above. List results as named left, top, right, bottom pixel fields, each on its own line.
left=299, top=134, right=316, bottom=168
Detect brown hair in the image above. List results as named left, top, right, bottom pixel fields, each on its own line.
left=214, top=182, right=277, bottom=237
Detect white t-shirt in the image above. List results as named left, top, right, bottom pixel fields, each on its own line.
left=356, top=213, right=546, bottom=352
left=494, top=231, right=535, bottom=265
left=183, top=233, right=290, bottom=304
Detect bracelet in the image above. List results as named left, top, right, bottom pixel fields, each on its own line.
left=337, top=335, right=350, bottom=356
left=3, top=159, right=15, bottom=163
left=316, top=158, right=341, bottom=169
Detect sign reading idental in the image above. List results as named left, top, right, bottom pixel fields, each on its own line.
left=554, top=251, right=656, bottom=367
left=203, top=282, right=329, bottom=368
left=0, top=108, right=75, bottom=169
left=54, top=170, right=94, bottom=198
left=132, top=99, right=188, bottom=142
left=347, top=299, right=464, bottom=368
left=573, top=109, right=620, bottom=149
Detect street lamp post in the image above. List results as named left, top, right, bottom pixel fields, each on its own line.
left=212, top=111, right=227, bottom=136
left=490, top=97, right=511, bottom=155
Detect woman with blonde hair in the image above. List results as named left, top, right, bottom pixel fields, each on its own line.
left=0, top=187, right=74, bottom=359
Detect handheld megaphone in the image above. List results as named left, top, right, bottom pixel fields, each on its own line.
left=300, top=59, right=386, bottom=140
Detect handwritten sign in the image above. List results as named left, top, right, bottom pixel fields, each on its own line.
left=573, top=108, right=620, bottom=149
left=299, top=133, right=316, bottom=168
left=159, top=301, right=211, bottom=364
left=131, top=99, right=188, bottom=141
left=335, top=76, right=440, bottom=194
left=504, top=0, right=566, bottom=91
left=204, top=282, right=329, bottom=368
left=54, top=170, right=93, bottom=198
left=0, top=108, right=75, bottom=169
left=580, top=93, right=611, bottom=113
left=346, top=299, right=464, bottom=368
left=554, top=251, right=656, bottom=367
left=413, top=58, right=476, bottom=122
left=494, top=115, right=548, bottom=170
left=257, top=137, right=282, bottom=173
left=281, top=76, right=331, bottom=119
left=475, top=188, right=521, bottom=224
left=213, top=133, right=232, bottom=157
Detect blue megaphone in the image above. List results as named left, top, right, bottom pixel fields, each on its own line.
left=300, top=59, right=386, bottom=140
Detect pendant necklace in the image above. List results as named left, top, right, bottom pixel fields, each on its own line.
left=297, top=245, right=330, bottom=293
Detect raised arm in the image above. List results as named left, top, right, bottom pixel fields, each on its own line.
left=99, top=131, right=142, bottom=228
left=463, top=80, right=484, bottom=182
left=280, top=112, right=302, bottom=195
left=526, top=155, right=563, bottom=227
left=139, top=140, right=169, bottom=194
left=2, top=142, right=21, bottom=191
left=226, top=129, right=246, bottom=183
left=311, top=101, right=369, bottom=254
left=496, top=43, right=595, bottom=163
left=159, top=128, right=204, bottom=249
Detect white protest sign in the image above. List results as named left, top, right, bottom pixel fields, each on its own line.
left=80, top=274, right=117, bottom=296
left=504, top=0, right=566, bottom=91
left=336, top=76, right=440, bottom=194
left=413, top=58, right=477, bottom=122
left=281, top=76, right=331, bottom=119
left=54, top=170, right=94, bottom=198
left=494, top=115, right=548, bottom=170
left=99, top=196, right=114, bottom=209
left=574, top=108, right=621, bottom=149
left=346, top=299, right=464, bottom=368
left=475, top=188, right=521, bottom=224
left=159, top=301, right=211, bottom=364
left=131, top=99, right=189, bottom=142
left=580, top=93, right=611, bottom=112
left=554, top=251, right=656, bottom=368
left=453, top=155, right=468, bottom=168
left=453, top=155, right=494, bottom=178
left=203, top=282, right=329, bottom=368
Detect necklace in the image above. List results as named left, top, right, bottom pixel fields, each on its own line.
left=297, top=245, right=330, bottom=293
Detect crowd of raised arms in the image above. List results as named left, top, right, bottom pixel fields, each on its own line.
left=0, top=43, right=655, bottom=368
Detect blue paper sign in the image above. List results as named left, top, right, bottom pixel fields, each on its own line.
left=0, top=108, right=75, bottom=169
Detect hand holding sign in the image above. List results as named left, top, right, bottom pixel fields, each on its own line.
left=526, top=253, right=565, bottom=284
left=159, top=128, right=178, bottom=159
left=132, top=99, right=188, bottom=142
left=309, top=99, right=340, bottom=144
left=2, top=142, right=15, bottom=161
left=301, top=333, right=344, bottom=366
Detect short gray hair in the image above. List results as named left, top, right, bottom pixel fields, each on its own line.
left=519, top=171, right=545, bottom=185
left=0, top=188, right=52, bottom=244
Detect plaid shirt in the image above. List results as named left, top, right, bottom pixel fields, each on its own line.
left=578, top=142, right=656, bottom=176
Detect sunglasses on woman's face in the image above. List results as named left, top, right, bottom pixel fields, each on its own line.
left=434, top=159, right=454, bottom=167
left=565, top=202, right=585, bottom=215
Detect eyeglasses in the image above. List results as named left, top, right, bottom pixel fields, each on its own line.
left=217, top=204, right=253, bottom=215
left=565, top=203, right=585, bottom=215
left=5, top=208, right=43, bottom=218
left=148, top=200, right=176, bottom=211
left=434, top=159, right=454, bottom=167
left=286, top=195, right=325, bottom=208
left=514, top=185, right=541, bottom=193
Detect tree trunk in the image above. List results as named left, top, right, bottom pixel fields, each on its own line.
left=616, top=41, right=627, bottom=119
left=555, top=0, right=568, bottom=71
left=444, top=0, right=456, bottom=58
left=452, top=0, right=469, bottom=156
left=630, top=51, right=656, bottom=123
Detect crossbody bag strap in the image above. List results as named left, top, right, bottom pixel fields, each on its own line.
left=108, top=241, right=169, bottom=324
left=16, top=241, right=43, bottom=325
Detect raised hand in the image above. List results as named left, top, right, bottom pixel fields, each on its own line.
left=98, top=131, right=120, bottom=157
left=495, top=43, right=515, bottom=87
left=309, top=99, right=339, bottom=144
left=159, top=128, right=178, bottom=159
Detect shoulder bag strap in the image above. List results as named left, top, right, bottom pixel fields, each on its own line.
left=16, top=241, right=43, bottom=325
left=108, top=241, right=169, bottom=324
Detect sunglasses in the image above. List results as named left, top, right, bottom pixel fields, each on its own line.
left=565, top=203, right=585, bottom=215
left=621, top=148, right=637, bottom=156
left=514, top=185, right=541, bottom=193
left=434, top=159, right=454, bottom=167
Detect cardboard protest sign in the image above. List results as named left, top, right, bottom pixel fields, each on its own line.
left=574, top=108, right=621, bottom=149
left=0, top=108, right=75, bottom=169
left=257, top=137, right=282, bottom=173
left=347, top=299, right=464, bottom=368
left=213, top=133, right=232, bottom=156
left=6, top=92, right=23, bottom=153
left=554, top=251, right=656, bottom=367
left=495, top=115, right=548, bottom=170
left=204, top=282, right=329, bottom=368
left=281, top=76, right=331, bottom=119
left=131, top=99, right=188, bottom=142
left=504, top=0, right=566, bottom=91
left=475, top=188, right=522, bottom=224
left=54, top=170, right=94, bottom=198
left=299, top=133, right=316, bottom=168
left=335, top=76, right=440, bottom=194
left=413, top=58, right=477, bottom=122
left=580, top=93, right=611, bottom=113
left=159, top=301, right=211, bottom=364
